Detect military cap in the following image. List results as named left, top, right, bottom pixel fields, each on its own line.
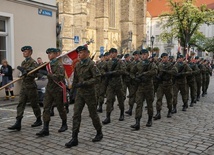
left=161, top=53, right=168, bottom=58
left=76, top=46, right=88, bottom=53
left=141, top=49, right=148, bottom=54
left=21, top=46, right=32, bottom=51
left=169, top=56, right=174, bottom=59
left=152, top=53, right=156, bottom=58
left=117, top=54, right=121, bottom=58
left=99, top=54, right=104, bottom=58
left=46, top=48, right=59, bottom=54
left=109, top=48, right=117, bottom=53
left=124, top=54, right=130, bottom=58
left=104, top=52, right=109, bottom=56
left=133, top=51, right=139, bottom=55
left=177, top=54, right=184, bottom=58
left=195, top=56, right=199, bottom=59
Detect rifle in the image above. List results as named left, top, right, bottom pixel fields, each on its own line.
left=0, top=40, right=94, bottom=91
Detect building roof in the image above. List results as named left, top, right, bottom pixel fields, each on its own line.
left=147, top=0, right=214, bottom=17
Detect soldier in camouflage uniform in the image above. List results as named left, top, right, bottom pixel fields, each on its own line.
left=204, top=60, right=212, bottom=95
left=200, top=59, right=207, bottom=97
left=195, top=56, right=203, bottom=101
left=65, top=46, right=103, bottom=148
left=186, top=57, right=200, bottom=107
left=8, top=46, right=42, bottom=131
left=102, top=48, right=126, bottom=124
left=125, top=51, right=140, bottom=116
left=153, top=53, right=177, bottom=120
left=97, top=52, right=110, bottom=113
left=36, top=48, right=67, bottom=137
left=122, top=54, right=131, bottom=100
left=172, top=55, right=192, bottom=113
left=131, top=49, right=157, bottom=130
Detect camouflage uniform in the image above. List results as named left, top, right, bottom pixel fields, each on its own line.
left=17, top=57, right=41, bottom=120
left=155, top=62, right=177, bottom=114
left=173, top=62, right=192, bottom=111
left=201, top=64, right=207, bottom=96
left=195, top=62, right=203, bottom=100
left=102, top=58, right=126, bottom=124
left=72, top=58, right=102, bottom=133
left=186, top=62, right=200, bottom=105
left=43, top=59, right=67, bottom=122
left=205, top=63, right=212, bottom=94
left=133, top=59, right=157, bottom=125
left=122, top=60, right=131, bottom=99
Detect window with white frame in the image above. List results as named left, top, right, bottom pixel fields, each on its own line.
left=0, top=19, right=7, bottom=62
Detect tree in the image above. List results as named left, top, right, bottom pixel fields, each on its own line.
left=159, top=0, right=214, bottom=55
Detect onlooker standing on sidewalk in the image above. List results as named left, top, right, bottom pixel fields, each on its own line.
left=0, top=59, right=14, bottom=100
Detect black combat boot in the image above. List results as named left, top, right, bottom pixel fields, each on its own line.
left=125, top=106, right=133, bottom=116
left=97, top=102, right=103, bottom=113
left=50, top=106, right=54, bottom=116
left=58, top=119, right=68, bottom=132
left=130, top=118, right=140, bottom=130
left=92, top=129, right=103, bottom=142
left=36, top=122, right=49, bottom=137
left=31, top=117, right=42, bottom=127
left=196, top=95, right=200, bottom=101
left=202, top=92, right=205, bottom=97
left=171, top=106, right=177, bottom=114
left=65, top=132, right=78, bottom=148
left=153, top=110, right=161, bottom=120
left=167, top=110, right=172, bottom=118
left=8, top=119, right=22, bottom=131
left=102, top=112, right=111, bottom=124
left=119, top=109, right=124, bottom=121
left=146, top=116, right=152, bottom=127
left=190, top=100, right=194, bottom=107
left=182, top=103, right=188, bottom=111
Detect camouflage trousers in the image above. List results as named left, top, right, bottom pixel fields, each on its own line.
left=97, top=79, right=107, bottom=105
left=195, top=77, right=202, bottom=97
left=173, top=82, right=188, bottom=106
left=43, top=89, right=67, bottom=122
left=72, top=90, right=102, bottom=133
left=17, top=87, right=41, bottom=120
left=205, top=74, right=210, bottom=92
left=202, top=74, right=206, bottom=93
left=128, top=83, right=138, bottom=108
left=106, top=84, right=124, bottom=113
left=135, top=84, right=154, bottom=119
left=156, top=83, right=173, bottom=111
left=187, top=80, right=197, bottom=101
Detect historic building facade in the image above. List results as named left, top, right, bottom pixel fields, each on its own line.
left=56, top=0, right=147, bottom=56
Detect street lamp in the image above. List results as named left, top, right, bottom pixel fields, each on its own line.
left=151, top=36, right=155, bottom=55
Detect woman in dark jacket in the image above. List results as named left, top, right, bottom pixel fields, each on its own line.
left=0, top=59, right=14, bottom=100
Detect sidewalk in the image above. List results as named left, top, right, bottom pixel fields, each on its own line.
left=0, top=96, right=19, bottom=107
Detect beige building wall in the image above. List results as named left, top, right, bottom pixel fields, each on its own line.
left=57, top=0, right=147, bottom=58
left=0, top=0, right=57, bottom=97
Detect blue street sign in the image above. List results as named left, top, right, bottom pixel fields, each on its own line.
left=38, top=9, right=52, bottom=17
left=74, top=36, right=79, bottom=44
left=100, top=46, right=104, bottom=55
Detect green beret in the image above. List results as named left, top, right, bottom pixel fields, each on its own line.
left=141, top=49, right=148, bottom=54
left=99, top=54, right=104, bottom=58
left=133, top=51, right=139, bottom=55
left=124, top=54, right=130, bottom=58
left=104, top=52, right=110, bottom=56
left=76, top=46, right=88, bottom=53
left=21, top=46, right=32, bottom=51
left=161, top=53, right=168, bottom=58
left=46, top=48, right=59, bottom=54
left=195, top=56, right=199, bottom=59
left=169, top=56, right=174, bottom=59
left=109, top=48, right=117, bottom=53
left=177, top=54, right=184, bottom=58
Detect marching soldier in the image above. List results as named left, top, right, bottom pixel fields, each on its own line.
left=36, top=48, right=68, bottom=137
left=195, top=56, right=203, bottom=101
left=102, top=48, right=126, bottom=124
left=125, top=51, right=140, bottom=116
left=8, top=46, right=42, bottom=131
left=131, top=49, right=157, bottom=130
left=172, top=55, right=192, bottom=113
left=154, top=53, right=177, bottom=120
left=65, top=46, right=103, bottom=148
left=200, top=59, right=207, bottom=97
left=204, top=60, right=212, bottom=95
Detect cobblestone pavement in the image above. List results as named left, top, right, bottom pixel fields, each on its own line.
left=0, top=77, right=214, bottom=155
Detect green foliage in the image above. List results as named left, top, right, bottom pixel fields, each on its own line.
left=153, top=47, right=160, bottom=51
left=159, top=0, right=214, bottom=49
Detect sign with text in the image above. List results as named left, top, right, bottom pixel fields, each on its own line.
left=38, top=9, right=52, bottom=17
left=100, top=46, right=104, bottom=55
left=74, top=36, right=80, bottom=44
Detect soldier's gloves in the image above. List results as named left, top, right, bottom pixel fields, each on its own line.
left=105, top=71, right=113, bottom=77
left=17, top=66, right=27, bottom=77
left=38, top=70, right=48, bottom=75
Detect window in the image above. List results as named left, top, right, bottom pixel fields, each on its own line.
left=109, top=0, right=116, bottom=28
left=0, top=19, right=7, bottom=62
left=0, top=12, right=14, bottom=68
